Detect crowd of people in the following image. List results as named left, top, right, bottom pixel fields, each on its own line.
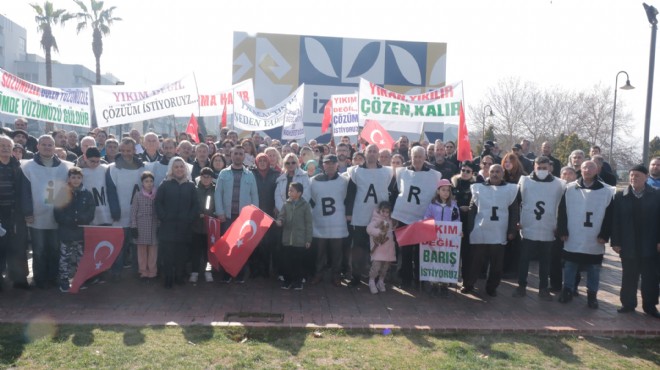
left=0, top=117, right=659, bottom=318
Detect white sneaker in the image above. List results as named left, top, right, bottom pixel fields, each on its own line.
left=369, top=279, right=378, bottom=294
left=189, top=272, right=198, bottom=283
left=377, top=280, right=386, bottom=293
left=205, top=271, right=213, bottom=282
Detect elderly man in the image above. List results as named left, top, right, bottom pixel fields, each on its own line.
left=139, top=132, right=163, bottom=163
left=591, top=154, right=617, bottom=186
left=557, top=160, right=614, bottom=309
left=378, top=148, right=392, bottom=166
left=177, top=140, right=195, bottom=164
left=66, top=131, right=82, bottom=157
left=130, top=129, right=144, bottom=154
left=433, top=139, right=458, bottom=179
left=568, top=150, right=586, bottom=178
left=391, top=145, right=442, bottom=288
left=462, top=164, right=519, bottom=297
left=611, top=165, right=660, bottom=318
left=20, top=135, right=73, bottom=289
left=13, top=118, right=37, bottom=152
left=74, top=136, right=103, bottom=168
left=103, top=138, right=119, bottom=164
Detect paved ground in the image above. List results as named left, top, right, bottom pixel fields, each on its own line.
left=1, top=248, right=658, bottom=335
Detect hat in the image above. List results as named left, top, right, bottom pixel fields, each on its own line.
left=436, top=179, right=452, bottom=188
left=9, top=129, right=28, bottom=139
left=629, top=164, right=648, bottom=175
left=323, top=154, right=338, bottom=163
left=512, top=143, right=522, bottom=150
left=85, top=147, right=101, bottom=158
left=484, top=140, right=495, bottom=148
left=13, top=143, right=24, bottom=151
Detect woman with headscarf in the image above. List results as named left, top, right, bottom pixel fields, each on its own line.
left=155, top=157, right=200, bottom=288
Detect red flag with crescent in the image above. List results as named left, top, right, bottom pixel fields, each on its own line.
left=456, top=102, right=473, bottom=162
left=205, top=215, right=222, bottom=271
left=321, top=99, right=332, bottom=133
left=70, top=226, right=124, bottom=293
left=221, top=103, right=228, bottom=128
left=186, top=113, right=200, bottom=143
left=394, top=219, right=438, bottom=247
left=360, top=119, right=394, bottom=150
left=210, top=205, right=274, bottom=277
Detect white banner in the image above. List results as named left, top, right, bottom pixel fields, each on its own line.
left=330, top=93, right=359, bottom=137
left=175, top=79, right=255, bottom=118
left=419, top=221, right=462, bottom=283
left=0, top=68, right=91, bottom=127
left=358, top=78, right=463, bottom=125
left=92, top=74, right=199, bottom=128
left=233, top=84, right=305, bottom=138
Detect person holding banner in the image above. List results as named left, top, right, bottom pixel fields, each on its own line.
left=21, top=135, right=73, bottom=289
left=391, top=146, right=443, bottom=289
left=461, top=164, right=519, bottom=297
left=53, top=167, right=96, bottom=292
left=156, top=157, right=200, bottom=288
left=129, top=171, right=159, bottom=281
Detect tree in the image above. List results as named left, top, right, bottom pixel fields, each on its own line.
left=31, top=1, right=73, bottom=132
left=553, top=133, right=591, bottom=167
left=72, top=0, right=121, bottom=85
left=649, top=136, right=660, bottom=160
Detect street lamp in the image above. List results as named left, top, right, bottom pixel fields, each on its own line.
left=482, top=105, right=494, bottom=144
left=610, top=71, right=634, bottom=163
left=643, top=2, right=658, bottom=166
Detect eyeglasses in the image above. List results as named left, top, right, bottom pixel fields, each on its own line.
left=461, top=169, right=472, bottom=173
left=285, top=162, right=297, bottom=165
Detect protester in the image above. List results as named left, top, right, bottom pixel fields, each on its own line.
left=366, top=201, right=395, bottom=294
left=250, top=154, right=279, bottom=278
left=648, top=157, right=660, bottom=188
left=190, top=167, right=215, bottom=283
left=209, top=152, right=227, bottom=178
left=130, top=171, right=159, bottom=281
left=276, top=182, right=313, bottom=290
left=0, top=135, right=25, bottom=290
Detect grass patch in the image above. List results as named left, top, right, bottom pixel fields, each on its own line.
left=0, top=324, right=658, bottom=369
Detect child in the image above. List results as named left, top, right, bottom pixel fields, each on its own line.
left=366, top=201, right=396, bottom=294
left=190, top=167, right=215, bottom=283
left=423, top=179, right=460, bottom=297
left=130, top=171, right=159, bottom=280
left=276, top=182, right=313, bottom=290
left=54, top=167, right=96, bottom=292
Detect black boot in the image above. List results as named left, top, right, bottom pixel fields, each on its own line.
left=587, top=290, right=598, bottom=309
left=558, top=288, right=573, bottom=303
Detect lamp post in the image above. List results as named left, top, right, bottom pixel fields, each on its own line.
left=482, top=105, right=494, bottom=144
left=610, top=71, right=634, bottom=163
left=643, top=3, right=658, bottom=166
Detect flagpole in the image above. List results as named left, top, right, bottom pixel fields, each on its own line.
left=192, top=72, right=201, bottom=118
left=231, top=87, right=235, bottom=132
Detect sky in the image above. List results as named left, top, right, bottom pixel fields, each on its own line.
left=3, top=0, right=660, bottom=142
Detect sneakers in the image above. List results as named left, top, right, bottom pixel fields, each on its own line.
left=59, top=281, right=70, bottom=293
left=512, top=286, right=527, bottom=298
left=538, top=289, right=553, bottom=301
left=220, top=276, right=232, bottom=283
left=281, top=281, right=291, bottom=290
left=558, top=288, right=573, bottom=303
left=369, top=279, right=378, bottom=294
left=189, top=272, right=198, bottom=283
left=205, top=272, right=214, bottom=282
left=293, top=282, right=303, bottom=291
left=460, top=286, right=474, bottom=294
left=376, top=279, right=386, bottom=293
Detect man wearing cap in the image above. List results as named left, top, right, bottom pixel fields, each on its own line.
left=12, top=144, right=25, bottom=161
left=512, top=156, right=564, bottom=300
left=611, top=164, right=660, bottom=318
left=391, top=145, right=442, bottom=289
left=512, top=143, right=534, bottom=174
left=462, top=164, right=519, bottom=297
left=472, top=140, right=495, bottom=173
left=309, top=154, right=350, bottom=286
left=13, top=118, right=37, bottom=153
left=9, top=130, right=34, bottom=160
left=345, top=144, right=395, bottom=286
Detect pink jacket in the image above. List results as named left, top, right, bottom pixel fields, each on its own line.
left=367, top=209, right=396, bottom=262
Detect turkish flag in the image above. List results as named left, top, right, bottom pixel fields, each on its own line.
left=220, top=103, right=227, bottom=128
left=394, top=219, right=438, bottom=247
left=360, top=120, right=394, bottom=150
left=210, top=205, right=274, bottom=277
left=321, top=99, right=332, bottom=133
left=456, top=102, right=473, bottom=162
left=205, top=215, right=222, bottom=271
left=186, top=114, right=200, bottom=143
left=70, top=226, right=124, bottom=293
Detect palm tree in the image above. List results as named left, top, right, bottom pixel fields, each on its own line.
left=72, top=0, right=122, bottom=85
left=30, top=2, right=73, bottom=87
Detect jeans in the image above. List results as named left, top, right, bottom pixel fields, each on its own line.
left=517, top=239, right=553, bottom=289
left=563, top=261, right=601, bottom=293
left=30, top=228, right=60, bottom=286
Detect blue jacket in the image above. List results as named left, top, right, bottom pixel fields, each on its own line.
left=214, top=166, right=259, bottom=218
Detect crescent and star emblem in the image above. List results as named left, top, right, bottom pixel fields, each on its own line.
left=236, top=220, right=258, bottom=248
left=93, top=241, right=115, bottom=270
left=370, top=129, right=386, bottom=145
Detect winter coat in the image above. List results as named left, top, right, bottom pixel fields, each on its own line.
left=54, top=185, right=96, bottom=242
left=252, top=167, right=280, bottom=216
left=611, top=185, right=660, bottom=259
left=274, top=167, right=310, bottom=211
left=130, top=191, right=158, bottom=245
left=192, top=179, right=215, bottom=234
left=155, top=178, right=200, bottom=243
left=367, top=209, right=396, bottom=262
left=424, top=200, right=460, bottom=222
left=277, top=198, right=313, bottom=247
